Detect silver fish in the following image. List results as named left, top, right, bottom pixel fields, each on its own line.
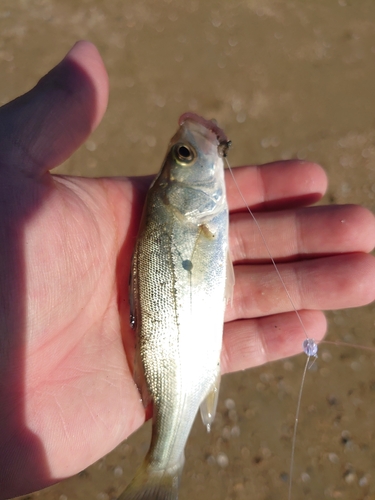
left=119, top=113, right=233, bottom=500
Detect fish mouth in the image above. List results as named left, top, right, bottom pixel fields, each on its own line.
left=178, top=112, right=228, bottom=145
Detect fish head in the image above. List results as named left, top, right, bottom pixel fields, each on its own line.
left=168, top=113, right=228, bottom=184
left=153, top=113, right=229, bottom=220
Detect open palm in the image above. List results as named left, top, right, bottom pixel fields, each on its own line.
left=1, top=42, right=375, bottom=499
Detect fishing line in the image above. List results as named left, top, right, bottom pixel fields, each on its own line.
left=225, top=158, right=314, bottom=345
left=224, top=157, right=319, bottom=499
left=288, top=354, right=310, bottom=500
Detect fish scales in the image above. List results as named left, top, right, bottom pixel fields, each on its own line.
left=119, top=114, right=231, bottom=500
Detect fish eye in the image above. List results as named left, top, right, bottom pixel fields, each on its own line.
left=173, top=143, right=196, bottom=165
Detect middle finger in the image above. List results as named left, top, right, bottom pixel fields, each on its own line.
left=230, top=204, right=375, bottom=264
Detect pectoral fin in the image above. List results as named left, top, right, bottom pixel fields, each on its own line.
left=200, top=370, right=221, bottom=433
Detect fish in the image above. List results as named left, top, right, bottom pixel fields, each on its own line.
left=118, top=113, right=233, bottom=500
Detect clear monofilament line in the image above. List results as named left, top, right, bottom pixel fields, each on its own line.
left=226, top=159, right=310, bottom=341
left=226, top=159, right=319, bottom=500
left=288, top=354, right=310, bottom=500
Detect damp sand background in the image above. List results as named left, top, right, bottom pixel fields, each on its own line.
left=2, top=1, right=375, bottom=499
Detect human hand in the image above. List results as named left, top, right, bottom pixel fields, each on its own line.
left=1, top=41, right=374, bottom=498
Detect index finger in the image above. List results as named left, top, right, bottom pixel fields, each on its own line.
left=225, top=160, right=328, bottom=212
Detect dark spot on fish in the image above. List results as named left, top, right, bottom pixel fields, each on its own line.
left=182, top=259, right=193, bottom=272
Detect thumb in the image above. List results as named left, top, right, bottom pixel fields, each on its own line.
left=0, top=40, right=109, bottom=176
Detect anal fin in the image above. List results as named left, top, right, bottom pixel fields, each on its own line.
left=200, top=370, right=221, bottom=433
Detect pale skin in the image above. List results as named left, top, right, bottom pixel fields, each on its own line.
left=1, top=41, right=375, bottom=498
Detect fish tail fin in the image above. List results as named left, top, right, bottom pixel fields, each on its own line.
left=117, top=460, right=182, bottom=500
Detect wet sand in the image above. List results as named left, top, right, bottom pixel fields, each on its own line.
left=2, top=1, right=375, bottom=499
